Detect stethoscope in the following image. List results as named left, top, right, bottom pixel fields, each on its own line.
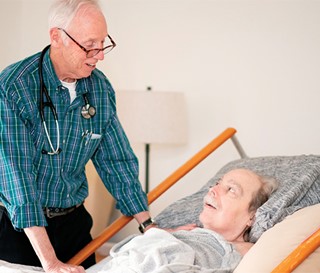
left=39, top=45, right=96, bottom=155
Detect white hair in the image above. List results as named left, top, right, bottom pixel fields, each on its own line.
left=48, top=0, right=101, bottom=30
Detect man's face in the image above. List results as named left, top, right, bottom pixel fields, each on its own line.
left=56, top=5, right=108, bottom=80
left=199, top=168, right=262, bottom=241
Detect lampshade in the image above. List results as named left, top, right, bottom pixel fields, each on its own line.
left=116, top=90, right=188, bottom=144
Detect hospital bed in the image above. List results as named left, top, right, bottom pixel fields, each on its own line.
left=0, top=127, right=319, bottom=272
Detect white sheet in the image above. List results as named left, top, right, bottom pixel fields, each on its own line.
left=87, top=228, right=241, bottom=273
left=0, top=260, right=43, bottom=273
left=0, top=228, right=241, bottom=273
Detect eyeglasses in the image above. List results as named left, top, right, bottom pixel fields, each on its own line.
left=58, top=28, right=116, bottom=58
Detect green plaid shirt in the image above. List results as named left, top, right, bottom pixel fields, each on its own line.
left=0, top=48, right=148, bottom=229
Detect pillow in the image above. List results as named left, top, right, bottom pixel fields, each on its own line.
left=155, top=155, right=320, bottom=242
left=234, top=203, right=320, bottom=273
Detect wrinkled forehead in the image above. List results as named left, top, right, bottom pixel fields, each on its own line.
left=222, top=169, right=262, bottom=192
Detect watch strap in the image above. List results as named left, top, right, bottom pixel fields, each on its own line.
left=138, top=217, right=156, bottom=233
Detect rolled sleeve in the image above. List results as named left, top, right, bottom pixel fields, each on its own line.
left=8, top=202, right=47, bottom=230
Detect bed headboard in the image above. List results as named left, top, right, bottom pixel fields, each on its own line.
left=155, top=154, right=320, bottom=242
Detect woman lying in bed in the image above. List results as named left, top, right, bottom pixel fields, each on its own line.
left=87, top=168, right=278, bottom=273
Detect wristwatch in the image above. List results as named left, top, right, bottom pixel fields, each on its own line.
left=138, top=217, right=156, bottom=233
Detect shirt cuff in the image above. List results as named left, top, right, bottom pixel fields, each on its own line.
left=8, top=202, right=48, bottom=230
left=116, top=191, right=148, bottom=216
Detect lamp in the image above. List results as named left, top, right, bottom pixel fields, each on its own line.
left=116, top=89, right=188, bottom=193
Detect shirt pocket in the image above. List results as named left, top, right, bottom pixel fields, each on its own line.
left=81, top=132, right=102, bottom=159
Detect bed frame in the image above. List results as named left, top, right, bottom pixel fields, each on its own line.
left=68, top=127, right=320, bottom=272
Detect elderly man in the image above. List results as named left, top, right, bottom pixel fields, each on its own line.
left=0, top=1, right=153, bottom=272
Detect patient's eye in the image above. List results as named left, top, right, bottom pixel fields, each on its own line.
left=225, top=182, right=242, bottom=198
left=209, top=178, right=222, bottom=188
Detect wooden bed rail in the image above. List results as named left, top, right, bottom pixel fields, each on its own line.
left=68, top=127, right=237, bottom=265
left=271, top=227, right=320, bottom=273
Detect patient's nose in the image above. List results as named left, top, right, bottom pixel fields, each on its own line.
left=209, top=184, right=219, bottom=196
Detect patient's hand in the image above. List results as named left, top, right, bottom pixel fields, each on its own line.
left=164, top=223, right=198, bottom=232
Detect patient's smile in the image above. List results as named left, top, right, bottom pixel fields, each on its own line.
left=204, top=196, right=218, bottom=209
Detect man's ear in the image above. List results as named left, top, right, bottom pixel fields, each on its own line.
left=50, top=28, right=62, bottom=47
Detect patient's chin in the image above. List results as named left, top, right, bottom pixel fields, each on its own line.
left=199, top=211, right=210, bottom=228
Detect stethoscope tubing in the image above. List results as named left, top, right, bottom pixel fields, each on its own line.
left=39, top=45, right=96, bottom=155
left=39, top=45, right=61, bottom=155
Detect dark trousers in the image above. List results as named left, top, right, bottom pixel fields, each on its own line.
left=0, top=205, right=96, bottom=269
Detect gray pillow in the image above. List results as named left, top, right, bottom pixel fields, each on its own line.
left=155, top=155, right=320, bottom=242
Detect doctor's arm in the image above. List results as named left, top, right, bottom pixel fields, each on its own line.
left=24, top=226, right=85, bottom=273
left=0, top=90, right=82, bottom=272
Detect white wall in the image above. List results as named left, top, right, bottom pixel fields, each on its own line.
left=2, top=0, right=320, bottom=241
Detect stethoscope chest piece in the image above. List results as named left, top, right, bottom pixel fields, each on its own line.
left=81, top=93, right=96, bottom=119
left=81, top=103, right=96, bottom=119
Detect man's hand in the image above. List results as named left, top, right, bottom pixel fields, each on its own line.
left=24, top=226, right=85, bottom=273
left=44, top=260, right=85, bottom=273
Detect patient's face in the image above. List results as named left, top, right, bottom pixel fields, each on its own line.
left=199, top=168, right=262, bottom=242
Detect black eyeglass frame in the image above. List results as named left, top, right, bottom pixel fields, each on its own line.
left=58, top=28, right=116, bottom=57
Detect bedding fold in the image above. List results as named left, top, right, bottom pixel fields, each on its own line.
left=87, top=228, right=241, bottom=273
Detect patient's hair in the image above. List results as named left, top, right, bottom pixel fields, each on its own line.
left=249, top=174, right=279, bottom=213
left=48, top=0, right=101, bottom=30
left=244, top=173, right=279, bottom=242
